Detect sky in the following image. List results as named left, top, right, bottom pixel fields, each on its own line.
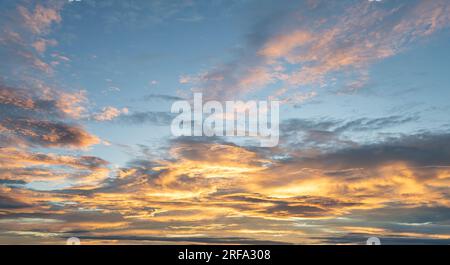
left=0, top=0, right=450, bottom=244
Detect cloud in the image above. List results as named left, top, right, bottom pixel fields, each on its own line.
left=80, top=133, right=450, bottom=221
left=0, top=196, right=31, bottom=210
left=1, top=118, right=99, bottom=148
left=0, top=84, right=98, bottom=148
left=17, top=4, right=62, bottom=35
left=279, top=115, right=419, bottom=150
left=118, top=111, right=175, bottom=125
left=181, top=0, right=450, bottom=101
left=0, top=1, right=65, bottom=76
left=0, top=179, right=26, bottom=187
left=1, top=132, right=449, bottom=243
left=32, top=38, right=57, bottom=53
left=92, top=107, right=129, bottom=121
left=50, top=52, right=70, bottom=62
left=0, top=0, right=449, bottom=245
left=72, top=235, right=287, bottom=245
left=86, top=105, right=175, bottom=126
left=143, top=94, right=184, bottom=102
left=0, top=148, right=108, bottom=171
left=316, top=234, right=450, bottom=245
left=333, top=116, right=419, bottom=133
left=307, top=133, right=450, bottom=170
left=0, top=147, right=109, bottom=187
left=259, top=30, right=313, bottom=58
left=0, top=84, right=87, bottom=120
left=260, top=0, right=450, bottom=89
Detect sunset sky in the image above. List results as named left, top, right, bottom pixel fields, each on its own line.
left=1, top=0, right=450, bottom=244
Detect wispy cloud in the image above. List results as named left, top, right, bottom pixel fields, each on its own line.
left=17, top=3, right=62, bottom=35
left=181, top=0, right=450, bottom=102
left=92, top=106, right=129, bottom=121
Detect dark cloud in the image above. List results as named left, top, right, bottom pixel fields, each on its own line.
left=350, top=206, right=450, bottom=225
left=143, top=94, right=184, bottom=102
left=280, top=115, right=419, bottom=149
left=315, top=234, right=450, bottom=245
left=308, top=133, right=450, bottom=170
left=0, top=196, right=30, bottom=209
left=0, top=84, right=98, bottom=148
left=1, top=118, right=99, bottom=148
left=118, top=111, right=175, bottom=125
left=221, top=194, right=360, bottom=218
left=0, top=179, right=26, bottom=186
left=334, top=116, right=420, bottom=133
left=0, top=85, right=63, bottom=118
left=70, top=235, right=289, bottom=245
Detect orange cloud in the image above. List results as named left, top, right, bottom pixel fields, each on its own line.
left=93, top=107, right=129, bottom=121
left=1, top=138, right=449, bottom=244
left=17, top=4, right=62, bottom=35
